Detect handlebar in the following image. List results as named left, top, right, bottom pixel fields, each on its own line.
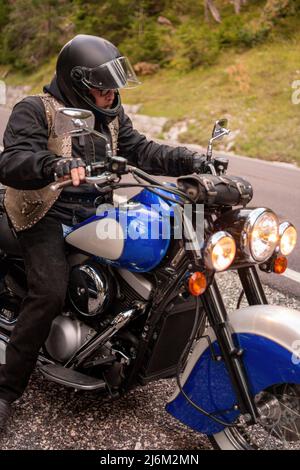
left=50, top=156, right=129, bottom=191
left=49, top=160, right=207, bottom=207
left=49, top=165, right=194, bottom=204
left=50, top=173, right=118, bottom=192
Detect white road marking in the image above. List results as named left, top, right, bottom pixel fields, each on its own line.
left=283, top=268, right=300, bottom=284
left=216, top=149, right=300, bottom=172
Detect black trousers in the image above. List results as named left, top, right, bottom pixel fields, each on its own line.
left=0, top=215, right=69, bottom=403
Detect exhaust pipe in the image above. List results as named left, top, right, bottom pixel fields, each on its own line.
left=0, top=332, right=9, bottom=364
left=65, top=306, right=144, bottom=367
left=0, top=317, right=17, bottom=332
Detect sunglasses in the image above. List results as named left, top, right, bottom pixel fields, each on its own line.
left=98, top=89, right=117, bottom=97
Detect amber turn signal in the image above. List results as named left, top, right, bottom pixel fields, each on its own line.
left=188, top=272, right=207, bottom=296
left=273, top=256, right=288, bottom=274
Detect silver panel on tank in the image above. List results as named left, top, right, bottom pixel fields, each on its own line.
left=66, top=219, right=125, bottom=260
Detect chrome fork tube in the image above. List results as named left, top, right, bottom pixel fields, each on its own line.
left=238, top=266, right=268, bottom=305
left=202, top=280, right=258, bottom=421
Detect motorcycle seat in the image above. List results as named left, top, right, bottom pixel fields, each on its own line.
left=0, top=211, right=22, bottom=257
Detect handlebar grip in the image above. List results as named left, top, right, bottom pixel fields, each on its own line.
left=50, top=179, right=73, bottom=191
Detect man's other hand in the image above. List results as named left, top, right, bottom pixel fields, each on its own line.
left=192, top=154, right=207, bottom=174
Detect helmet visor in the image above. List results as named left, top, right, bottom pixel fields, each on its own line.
left=85, top=56, right=140, bottom=90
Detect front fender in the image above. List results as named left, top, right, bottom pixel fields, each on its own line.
left=166, top=305, right=300, bottom=436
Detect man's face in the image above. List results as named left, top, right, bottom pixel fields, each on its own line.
left=89, top=88, right=116, bottom=109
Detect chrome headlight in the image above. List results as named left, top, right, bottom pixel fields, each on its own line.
left=279, top=222, right=297, bottom=256
left=242, top=208, right=279, bottom=262
left=204, top=231, right=236, bottom=272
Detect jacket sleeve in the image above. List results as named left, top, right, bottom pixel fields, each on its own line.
left=0, top=97, right=57, bottom=190
left=117, top=106, right=197, bottom=177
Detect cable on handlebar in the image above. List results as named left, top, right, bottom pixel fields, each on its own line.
left=129, top=166, right=195, bottom=203
left=131, top=171, right=192, bottom=205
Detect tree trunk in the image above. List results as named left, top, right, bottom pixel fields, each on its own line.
left=233, top=0, right=247, bottom=14
left=204, top=0, right=221, bottom=23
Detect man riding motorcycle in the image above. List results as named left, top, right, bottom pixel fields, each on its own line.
left=0, top=34, right=206, bottom=431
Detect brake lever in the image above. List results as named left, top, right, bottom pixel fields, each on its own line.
left=86, top=173, right=119, bottom=185
left=50, top=179, right=73, bottom=191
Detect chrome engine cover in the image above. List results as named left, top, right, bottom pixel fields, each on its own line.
left=45, top=314, right=96, bottom=362
left=68, top=262, right=113, bottom=317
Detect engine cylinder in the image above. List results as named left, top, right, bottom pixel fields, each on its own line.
left=45, top=315, right=96, bottom=362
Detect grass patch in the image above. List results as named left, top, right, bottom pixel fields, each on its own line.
left=122, top=33, right=300, bottom=165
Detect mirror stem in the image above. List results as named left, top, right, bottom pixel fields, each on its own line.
left=106, top=143, right=113, bottom=159
left=85, top=128, right=114, bottom=159
left=207, top=141, right=213, bottom=161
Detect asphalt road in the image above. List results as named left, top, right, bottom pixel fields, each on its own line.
left=0, top=105, right=299, bottom=298
left=0, top=107, right=10, bottom=143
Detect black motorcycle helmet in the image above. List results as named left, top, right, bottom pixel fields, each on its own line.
left=56, top=34, right=140, bottom=119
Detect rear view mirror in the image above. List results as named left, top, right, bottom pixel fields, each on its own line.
left=206, top=118, right=230, bottom=162
left=54, top=108, right=95, bottom=137
left=212, top=119, right=229, bottom=140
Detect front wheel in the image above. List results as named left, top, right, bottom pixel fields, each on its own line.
left=210, top=384, right=300, bottom=450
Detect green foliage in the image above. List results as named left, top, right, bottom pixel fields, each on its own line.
left=0, top=0, right=10, bottom=64
left=169, top=21, right=220, bottom=70
left=263, top=0, right=295, bottom=21
left=0, top=0, right=300, bottom=73
left=217, top=15, right=262, bottom=47
left=73, top=0, right=134, bottom=46
left=121, top=19, right=170, bottom=65
left=1, top=0, right=74, bottom=70
left=240, top=0, right=300, bottom=46
left=0, top=0, right=9, bottom=31
left=163, top=0, right=204, bottom=19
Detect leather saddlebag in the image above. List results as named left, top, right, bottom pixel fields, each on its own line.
left=177, top=174, right=253, bottom=207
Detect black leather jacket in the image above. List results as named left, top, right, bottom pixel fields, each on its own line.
left=0, top=83, right=200, bottom=224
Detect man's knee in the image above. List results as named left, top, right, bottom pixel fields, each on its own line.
left=30, top=276, right=68, bottom=312
left=43, top=279, right=67, bottom=303
left=27, top=260, right=69, bottom=302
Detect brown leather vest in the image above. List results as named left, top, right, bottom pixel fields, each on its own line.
left=4, top=93, right=119, bottom=232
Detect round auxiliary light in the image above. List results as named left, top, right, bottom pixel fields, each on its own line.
left=279, top=222, right=297, bottom=256
left=204, top=231, right=236, bottom=272
left=243, top=208, right=279, bottom=263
